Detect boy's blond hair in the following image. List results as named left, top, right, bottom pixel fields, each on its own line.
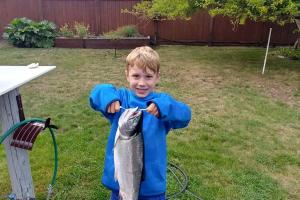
left=126, top=46, right=160, bottom=74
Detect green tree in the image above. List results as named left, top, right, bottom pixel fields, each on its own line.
left=125, top=0, right=299, bottom=26
left=124, top=0, right=299, bottom=46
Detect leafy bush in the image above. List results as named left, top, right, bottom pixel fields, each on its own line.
left=3, top=17, right=57, bottom=48
left=103, top=25, right=141, bottom=39
left=278, top=47, right=300, bottom=60
left=74, top=22, right=90, bottom=38
left=119, top=25, right=141, bottom=37
left=58, top=23, right=74, bottom=38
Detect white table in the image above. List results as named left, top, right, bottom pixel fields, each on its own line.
left=0, top=65, right=56, bottom=199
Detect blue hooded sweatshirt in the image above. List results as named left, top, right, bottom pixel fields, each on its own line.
left=89, top=84, right=191, bottom=196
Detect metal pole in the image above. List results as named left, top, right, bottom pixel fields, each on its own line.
left=262, top=28, right=272, bottom=75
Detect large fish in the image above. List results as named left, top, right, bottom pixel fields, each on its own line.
left=114, top=107, right=144, bottom=200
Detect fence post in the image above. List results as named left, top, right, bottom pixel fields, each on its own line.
left=38, top=0, right=44, bottom=20
left=208, top=16, right=214, bottom=46
left=153, top=19, right=159, bottom=45
left=94, top=0, right=100, bottom=35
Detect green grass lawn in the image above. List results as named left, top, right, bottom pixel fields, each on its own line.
left=0, top=41, right=299, bottom=200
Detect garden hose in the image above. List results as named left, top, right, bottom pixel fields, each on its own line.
left=167, top=162, right=204, bottom=200
left=0, top=118, right=58, bottom=200
left=0, top=119, right=203, bottom=199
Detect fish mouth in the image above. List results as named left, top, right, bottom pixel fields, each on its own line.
left=132, top=110, right=140, bottom=117
left=129, top=108, right=141, bottom=120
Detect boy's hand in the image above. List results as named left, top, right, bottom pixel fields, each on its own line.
left=107, top=101, right=120, bottom=113
left=147, top=103, right=159, bottom=117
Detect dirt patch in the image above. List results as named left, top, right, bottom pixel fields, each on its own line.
left=276, top=125, right=299, bottom=143
left=246, top=74, right=300, bottom=109
left=271, top=167, right=300, bottom=200
left=0, top=40, right=11, bottom=48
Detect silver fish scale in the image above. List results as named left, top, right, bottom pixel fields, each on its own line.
left=114, top=108, right=143, bottom=200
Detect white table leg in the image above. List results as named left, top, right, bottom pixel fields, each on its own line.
left=0, top=88, right=35, bottom=199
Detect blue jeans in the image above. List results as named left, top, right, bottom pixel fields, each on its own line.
left=110, top=190, right=166, bottom=200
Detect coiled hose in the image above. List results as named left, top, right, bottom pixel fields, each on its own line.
left=0, top=118, right=58, bottom=200
left=167, top=162, right=204, bottom=200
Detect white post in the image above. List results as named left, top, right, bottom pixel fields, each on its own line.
left=0, top=65, right=56, bottom=200
left=262, top=28, right=272, bottom=75
left=0, top=88, right=35, bottom=199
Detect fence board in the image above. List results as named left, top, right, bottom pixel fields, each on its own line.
left=267, top=22, right=297, bottom=45
left=212, top=16, right=266, bottom=45
left=159, top=10, right=211, bottom=43
left=0, top=0, right=297, bottom=45
left=0, top=0, right=40, bottom=33
left=43, top=0, right=97, bottom=33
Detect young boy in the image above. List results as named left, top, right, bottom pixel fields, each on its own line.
left=89, top=46, right=191, bottom=200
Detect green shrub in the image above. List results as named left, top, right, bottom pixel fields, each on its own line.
left=279, top=47, right=300, bottom=60
left=103, top=25, right=141, bottom=39
left=3, top=17, right=57, bottom=48
left=59, top=23, right=74, bottom=38
left=119, top=25, right=141, bottom=37
left=74, top=22, right=90, bottom=38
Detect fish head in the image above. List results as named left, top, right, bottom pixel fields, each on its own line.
left=118, top=107, right=142, bottom=137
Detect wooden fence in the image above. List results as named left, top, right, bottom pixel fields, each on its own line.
left=0, top=0, right=297, bottom=45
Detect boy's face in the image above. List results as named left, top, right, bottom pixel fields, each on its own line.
left=126, top=65, right=159, bottom=98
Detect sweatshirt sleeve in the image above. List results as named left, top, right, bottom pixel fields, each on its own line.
left=89, top=84, right=121, bottom=120
left=148, top=93, right=191, bottom=129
